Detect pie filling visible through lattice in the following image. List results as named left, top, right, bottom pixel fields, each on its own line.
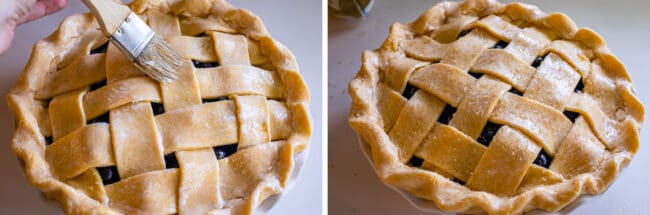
left=348, top=0, right=644, bottom=214
left=82, top=43, right=240, bottom=186
left=7, top=0, right=311, bottom=214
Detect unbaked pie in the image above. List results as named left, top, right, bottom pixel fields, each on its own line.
left=348, top=0, right=644, bottom=214
left=7, top=0, right=310, bottom=214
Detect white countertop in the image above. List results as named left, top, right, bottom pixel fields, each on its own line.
left=328, top=0, right=649, bottom=214
left=0, top=0, right=322, bottom=214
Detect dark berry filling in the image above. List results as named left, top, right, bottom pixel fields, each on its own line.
left=492, top=41, right=509, bottom=49
left=89, top=80, right=107, bottom=91
left=468, top=71, right=484, bottom=79
left=151, top=102, right=165, bottom=115
left=408, top=156, right=424, bottom=168
left=191, top=59, right=219, bottom=68
left=508, top=87, right=523, bottom=96
left=531, top=55, right=547, bottom=68
left=563, top=110, right=580, bottom=123
left=213, top=144, right=238, bottom=159
left=477, top=122, right=502, bottom=146
left=574, top=79, right=585, bottom=93
left=401, top=83, right=419, bottom=99
left=97, top=166, right=120, bottom=185
left=458, top=29, right=472, bottom=38
left=90, top=42, right=109, bottom=55
left=452, top=178, right=466, bottom=185
left=164, top=152, right=179, bottom=169
left=87, top=112, right=110, bottom=124
left=533, top=150, right=552, bottom=168
left=437, top=104, right=457, bottom=125
left=202, top=97, right=228, bottom=104
left=45, top=136, right=53, bottom=145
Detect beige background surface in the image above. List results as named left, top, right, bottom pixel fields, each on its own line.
left=329, top=0, right=649, bottom=214
left=0, top=0, right=322, bottom=214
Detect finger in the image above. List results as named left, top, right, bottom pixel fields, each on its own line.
left=0, top=23, right=17, bottom=55
left=16, top=0, right=67, bottom=25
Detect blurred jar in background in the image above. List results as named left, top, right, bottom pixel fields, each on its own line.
left=328, top=0, right=374, bottom=18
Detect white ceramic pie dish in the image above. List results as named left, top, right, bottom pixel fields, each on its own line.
left=27, top=148, right=309, bottom=214
left=356, top=135, right=603, bottom=214
left=355, top=135, right=453, bottom=215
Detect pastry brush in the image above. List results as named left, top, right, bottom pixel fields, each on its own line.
left=81, top=0, right=181, bottom=82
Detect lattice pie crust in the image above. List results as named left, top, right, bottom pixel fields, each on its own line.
left=7, top=0, right=310, bottom=214
left=348, top=0, right=644, bottom=214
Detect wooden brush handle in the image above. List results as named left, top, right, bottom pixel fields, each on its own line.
left=81, top=0, right=132, bottom=36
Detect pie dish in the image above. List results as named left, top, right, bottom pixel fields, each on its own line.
left=7, top=0, right=311, bottom=214
left=348, top=0, right=644, bottom=214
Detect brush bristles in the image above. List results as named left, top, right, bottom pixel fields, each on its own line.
left=134, top=35, right=183, bottom=83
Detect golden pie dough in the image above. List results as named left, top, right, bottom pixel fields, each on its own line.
left=348, top=0, right=644, bottom=214
left=7, top=0, right=310, bottom=214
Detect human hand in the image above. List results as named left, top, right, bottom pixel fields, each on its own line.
left=0, top=0, right=67, bottom=54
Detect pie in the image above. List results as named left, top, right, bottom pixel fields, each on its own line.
left=348, top=0, right=644, bottom=214
left=6, top=0, right=311, bottom=214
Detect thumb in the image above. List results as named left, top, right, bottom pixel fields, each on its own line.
left=3, top=0, right=37, bottom=24
left=0, top=22, right=16, bottom=54
left=16, top=0, right=67, bottom=25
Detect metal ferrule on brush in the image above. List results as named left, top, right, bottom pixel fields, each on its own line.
left=111, top=13, right=155, bottom=61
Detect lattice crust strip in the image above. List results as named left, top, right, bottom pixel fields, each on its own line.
left=349, top=0, right=643, bottom=214
left=7, top=0, right=310, bottom=214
